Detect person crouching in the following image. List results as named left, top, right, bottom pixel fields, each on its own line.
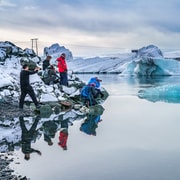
left=80, top=83, right=97, bottom=107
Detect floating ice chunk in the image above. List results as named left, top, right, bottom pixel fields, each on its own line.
left=138, top=84, right=180, bottom=103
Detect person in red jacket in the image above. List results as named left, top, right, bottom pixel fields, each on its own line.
left=56, top=53, right=68, bottom=86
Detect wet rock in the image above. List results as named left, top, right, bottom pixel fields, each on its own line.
left=0, top=102, right=33, bottom=120
left=89, top=105, right=105, bottom=116
left=39, top=104, right=53, bottom=118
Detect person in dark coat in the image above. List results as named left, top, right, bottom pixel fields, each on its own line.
left=19, top=64, right=40, bottom=109
left=42, top=55, right=52, bottom=70
left=42, top=65, right=59, bottom=85
left=19, top=116, right=42, bottom=160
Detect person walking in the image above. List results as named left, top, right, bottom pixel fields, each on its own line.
left=19, top=64, right=41, bottom=109
left=56, top=53, right=68, bottom=86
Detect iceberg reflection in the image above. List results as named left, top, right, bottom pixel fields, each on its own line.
left=138, top=84, right=180, bottom=103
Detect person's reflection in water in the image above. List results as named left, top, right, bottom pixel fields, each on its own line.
left=42, top=120, right=58, bottom=146
left=58, top=119, right=69, bottom=150
left=19, top=116, right=42, bottom=160
left=80, top=114, right=102, bottom=136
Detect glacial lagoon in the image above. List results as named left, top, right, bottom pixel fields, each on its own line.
left=8, top=74, right=180, bottom=180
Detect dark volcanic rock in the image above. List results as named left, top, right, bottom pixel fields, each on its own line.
left=0, top=102, right=33, bottom=120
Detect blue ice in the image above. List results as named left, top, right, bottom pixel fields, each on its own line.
left=138, top=84, right=180, bottom=103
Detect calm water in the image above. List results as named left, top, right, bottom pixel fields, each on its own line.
left=11, top=75, right=180, bottom=180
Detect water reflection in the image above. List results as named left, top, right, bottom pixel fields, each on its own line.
left=2, top=75, right=180, bottom=180
left=135, top=75, right=180, bottom=85
left=58, top=129, right=68, bottom=150
left=80, top=111, right=103, bottom=136
left=42, top=120, right=59, bottom=146
left=0, top=105, right=105, bottom=155
left=57, top=117, right=71, bottom=150
left=19, top=116, right=42, bottom=160
left=138, top=84, right=180, bottom=103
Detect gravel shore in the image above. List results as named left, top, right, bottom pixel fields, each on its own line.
left=0, top=153, right=28, bottom=180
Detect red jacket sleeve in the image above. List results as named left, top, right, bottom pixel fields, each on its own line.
left=57, top=57, right=67, bottom=72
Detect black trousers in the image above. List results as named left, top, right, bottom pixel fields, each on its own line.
left=19, top=85, right=38, bottom=108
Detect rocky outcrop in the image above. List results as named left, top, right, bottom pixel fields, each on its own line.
left=0, top=41, right=41, bottom=64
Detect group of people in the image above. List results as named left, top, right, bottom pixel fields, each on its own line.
left=19, top=115, right=70, bottom=161
left=19, top=53, right=68, bottom=110
left=42, top=53, right=68, bottom=86
left=18, top=53, right=105, bottom=160
left=19, top=52, right=104, bottom=110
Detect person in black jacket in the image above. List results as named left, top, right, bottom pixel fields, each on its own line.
left=19, top=64, right=41, bottom=109
left=42, top=55, right=52, bottom=70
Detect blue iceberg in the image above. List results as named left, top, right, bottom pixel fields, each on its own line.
left=122, top=45, right=180, bottom=76
left=138, top=84, right=180, bottom=103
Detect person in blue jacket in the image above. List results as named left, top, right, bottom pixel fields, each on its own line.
left=88, top=77, right=104, bottom=98
left=80, top=83, right=97, bottom=106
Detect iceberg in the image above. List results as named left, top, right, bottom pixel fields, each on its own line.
left=121, top=45, right=180, bottom=76
left=138, top=84, right=180, bottom=103
left=122, top=57, right=180, bottom=76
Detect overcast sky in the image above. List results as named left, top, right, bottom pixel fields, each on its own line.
left=0, top=0, right=180, bottom=56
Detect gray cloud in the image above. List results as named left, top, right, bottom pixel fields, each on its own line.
left=0, top=0, right=16, bottom=7
left=1, top=0, right=180, bottom=55
left=2, top=0, right=180, bottom=34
